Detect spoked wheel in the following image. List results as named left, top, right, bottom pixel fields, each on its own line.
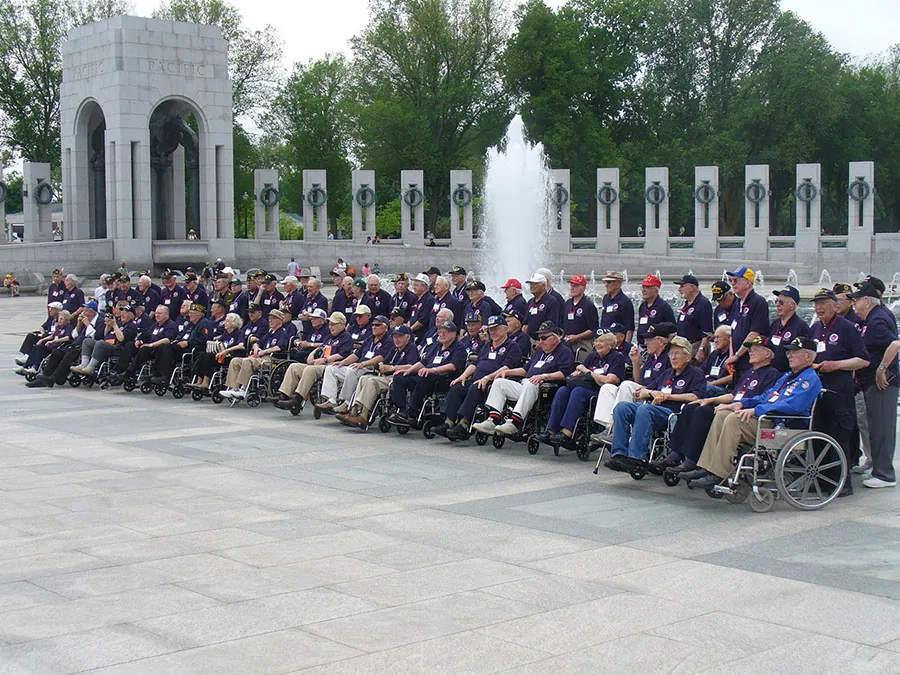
left=576, top=442, right=592, bottom=462
left=397, top=424, right=410, bottom=435
left=123, top=379, right=136, bottom=392
left=475, top=432, right=488, bottom=446
left=68, top=374, right=82, bottom=388
left=705, top=486, right=723, bottom=499
left=527, top=436, right=540, bottom=455
left=24, top=370, right=37, bottom=382
left=423, top=421, right=436, bottom=439
left=172, top=384, right=185, bottom=399
left=191, top=388, right=204, bottom=401
left=139, top=381, right=153, bottom=394
left=246, top=393, right=261, bottom=408
left=210, top=386, right=224, bottom=404
left=750, top=486, right=775, bottom=513
left=629, top=466, right=647, bottom=481
left=378, top=416, right=391, bottom=433
left=663, top=470, right=680, bottom=487
left=492, top=435, right=506, bottom=449
left=269, top=361, right=290, bottom=397
left=155, top=384, right=168, bottom=397
left=775, top=430, right=847, bottom=510
left=724, top=482, right=751, bottom=504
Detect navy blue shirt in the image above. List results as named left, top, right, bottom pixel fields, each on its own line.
left=676, top=293, right=713, bottom=342
left=464, top=297, right=501, bottom=323
left=299, top=291, right=329, bottom=336
left=259, top=289, right=284, bottom=317
left=563, top=296, right=600, bottom=337
left=525, top=341, right=576, bottom=377
left=385, top=341, right=420, bottom=367
left=139, top=288, right=161, bottom=313
left=767, top=314, right=811, bottom=372
left=508, top=330, right=531, bottom=367
left=322, top=329, right=355, bottom=359
left=731, top=365, right=781, bottom=404
left=503, top=294, right=528, bottom=318
left=601, top=291, right=635, bottom=332
left=451, top=283, right=468, bottom=306
left=637, top=296, right=676, bottom=345
left=145, top=319, right=178, bottom=343
left=114, top=287, right=140, bottom=307
left=641, top=351, right=671, bottom=389
left=858, top=305, right=899, bottom=390
left=185, top=285, right=209, bottom=309
left=160, top=284, right=187, bottom=316
left=473, top=338, right=523, bottom=380
left=348, top=321, right=372, bottom=346
left=331, top=288, right=352, bottom=316
left=282, top=289, right=306, bottom=318
left=730, top=290, right=770, bottom=371
left=460, top=334, right=487, bottom=362
left=655, top=364, right=706, bottom=412
left=259, top=325, right=291, bottom=353
left=363, top=289, right=392, bottom=317
left=47, top=282, right=66, bottom=305
left=187, top=318, right=212, bottom=349
left=703, top=348, right=731, bottom=382
left=229, top=290, right=250, bottom=322
left=811, top=314, right=869, bottom=395
left=240, top=317, right=267, bottom=348
left=615, top=339, right=634, bottom=359
left=410, top=292, right=435, bottom=339
left=525, top=292, right=563, bottom=335
left=429, top=292, right=460, bottom=331
left=548, top=289, right=566, bottom=324
left=714, top=301, right=734, bottom=329
left=62, top=287, right=85, bottom=314
left=575, top=349, right=627, bottom=390
left=355, top=334, right=392, bottom=362
left=422, top=339, right=468, bottom=374
left=391, top=290, right=418, bottom=321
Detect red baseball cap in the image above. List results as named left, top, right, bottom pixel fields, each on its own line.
left=569, top=274, right=588, bottom=286
left=641, top=274, right=662, bottom=288
left=501, top=278, right=522, bottom=290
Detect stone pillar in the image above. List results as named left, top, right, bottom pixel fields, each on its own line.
left=449, top=169, right=474, bottom=249
left=400, top=169, right=425, bottom=245
left=352, top=169, right=376, bottom=242
left=254, top=169, right=280, bottom=240
left=596, top=168, right=620, bottom=254
left=549, top=169, right=570, bottom=253
left=302, top=169, right=328, bottom=241
left=694, top=166, right=719, bottom=257
left=847, top=161, right=875, bottom=256
left=644, top=167, right=669, bottom=256
left=795, top=163, right=821, bottom=256
left=744, top=164, right=770, bottom=259
left=22, top=162, right=53, bottom=243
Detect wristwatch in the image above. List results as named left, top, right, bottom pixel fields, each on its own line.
left=877, top=364, right=886, bottom=371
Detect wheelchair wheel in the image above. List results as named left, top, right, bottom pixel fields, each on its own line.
left=423, top=421, right=436, bottom=439
left=210, top=386, right=224, bottom=404
left=775, top=430, right=847, bottom=511
left=313, top=405, right=322, bottom=420
left=172, top=384, right=185, bottom=399
left=576, top=444, right=592, bottom=462
left=629, top=467, right=647, bottom=481
left=724, top=482, right=750, bottom=504
left=68, top=374, right=82, bottom=388
left=527, top=436, right=540, bottom=455
left=378, top=416, right=391, bottom=433
left=269, top=360, right=290, bottom=397
left=397, top=424, right=410, bottom=435
left=663, top=470, right=680, bottom=487
left=705, top=486, right=723, bottom=499
left=155, top=384, right=168, bottom=396
left=139, top=381, right=153, bottom=394
left=492, top=435, right=505, bottom=449
left=246, top=392, right=261, bottom=408
left=475, top=432, right=488, bottom=446
left=191, top=388, right=204, bottom=401
left=123, top=379, right=136, bottom=392
left=749, top=486, right=775, bottom=513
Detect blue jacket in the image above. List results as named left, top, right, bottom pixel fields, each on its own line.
left=741, top=366, right=821, bottom=419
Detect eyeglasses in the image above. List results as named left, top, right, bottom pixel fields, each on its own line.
left=537, top=335, right=555, bottom=341
left=775, top=299, right=787, bottom=305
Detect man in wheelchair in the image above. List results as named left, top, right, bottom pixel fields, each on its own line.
left=682, top=336, right=822, bottom=489
left=472, top=321, right=575, bottom=437
left=606, top=336, right=705, bottom=472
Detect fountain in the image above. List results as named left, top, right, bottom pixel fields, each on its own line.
left=756, top=270, right=766, bottom=295
left=786, top=269, right=799, bottom=288
left=818, top=269, right=832, bottom=289
left=479, top=115, right=553, bottom=290
left=887, top=272, right=900, bottom=303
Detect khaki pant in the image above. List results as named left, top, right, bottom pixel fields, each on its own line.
left=593, top=381, right=642, bottom=426
left=697, top=409, right=760, bottom=478
left=353, top=374, right=392, bottom=414
left=322, top=364, right=373, bottom=402
left=279, top=362, right=326, bottom=398
left=226, top=356, right=268, bottom=389
left=485, top=378, right=540, bottom=419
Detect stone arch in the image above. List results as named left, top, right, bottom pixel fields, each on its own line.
left=74, top=99, right=107, bottom=239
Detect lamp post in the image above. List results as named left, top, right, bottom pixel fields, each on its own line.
left=242, top=191, right=249, bottom=238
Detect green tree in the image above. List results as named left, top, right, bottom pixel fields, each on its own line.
left=1, top=171, right=23, bottom=213
left=232, top=122, right=259, bottom=237
left=153, top=0, right=282, bottom=118
left=0, top=0, right=128, bottom=166
left=352, top=0, right=512, bottom=233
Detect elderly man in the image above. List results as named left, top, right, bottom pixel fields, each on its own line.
left=834, top=282, right=861, bottom=328
left=274, top=312, right=355, bottom=412
left=438, top=315, right=523, bottom=440
left=711, top=280, right=736, bottom=329
left=137, top=275, right=161, bottom=313
left=682, top=336, right=823, bottom=489
left=293, top=307, right=329, bottom=361
left=563, top=273, right=600, bottom=358
left=363, top=274, right=392, bottom=317
left=463, top=280, right=501, bottom=323
left=768, top=285, right=809, bottom=372
left=724, top=266, right=769, bottom=381
left=501, top=278, right=528, bottom=317
left=674, top=274, right=712, bottom=360
left=524, top=273, right=562, bottom=336
left=349, top=304, right=373, bottom=346
left=256, top=273, right=284, bottom=317
left=183, top=272, right=209, bottom=310
left=449, top=265, right=469, bottom=305
left=536, top=268, right=566, bottom=318
left=346, top=278, right=367, bottom=319
left=319, top=315, right=392, bottom=413
left=503, top=309, right=531, bottom=364
left=71, top=304, right=140, bottom=377
left=211, top=272, right=234, bottom=307
left=703, top=325, right=733, bottom=396
left=47, top=268, right=66, bottom=305
left=600, top=271, right=634, bottom=341
left=298, top=276, right=328, bottom=336
left=809, top=287, right=870, bottom=495
left=112, top=305, right=177, bottom=385
left=606, top=336, right=705, bottom=471
left=159, top=270, right=187, bottom=317
left=591, top=322, right=676, bottom=444
left=27, top=301, right=104, bottom=388
left=429, top=277, right=460, bottom=330
left=279, top=275, right=304, bottom=318
left=460, top=311, right=486, bottom=362
left=473, top=321, right=575, bottom=437
left=18, top=302, right=62, bottom=362
left=61, top=274, right=86, bottom=315
left=636, top=274, right=676, bottom=347
left=852, top=281, right=899, bottom=488
left=331, top=275, right=354, bottom=316
left=153, top=302, right=212, bottom=385
left=388, top=320, right=467, bottom=426
left=16, top=310, right=73, bottom=376
left=664, top=335, right=781, bottom=474
left=409, top=273, right=436, bottom=341
left=390, top=273, right=417, bottom=321
left=424, top=266, right=441, bottom=293
left=221, top=309, right=291, bottom=400
left=336, top=325, right=422, bottom=429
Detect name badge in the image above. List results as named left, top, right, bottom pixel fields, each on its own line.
left=365, top=350, right=375, bottom=358
left=426, top=337, right=434, bottom=345
left=771, top=336, right=781, bottom=346
left=643, top=369, right=651, bottom=379
left=768, top=392, right=780, bottom=402
left=678, top=314, right=685, bottom=322
left=352, top=332, right=360, bottom=340
left=734, top=392, right=744, bottom=401
left=816, top=341, right=826, bottom=353
left=661, top=386, right=672, bottom=394
left=529, top=307, right=538, bottom=315
left=605, top=306, right=614, bottom=313
left=731, top=320, right=738, bottom=330
left=567, top=313, right=575, bottom=321
left=264, top=299, right=271, bottom=305
left=710, top=366, right=720, bottom=377
left=433, top=356, right=443, bottom=364
left=639, top=316, right=648, bottom=325
left=534, top=360, right=545, bottom=368
left=488, top=351, right=497, bottom=360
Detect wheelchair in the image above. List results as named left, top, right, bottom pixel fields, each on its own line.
left=705, top=398, right=847, bottom=512
left=69, top=360, right=112, bottom=390
left=483, top=381, right=559, bottom=450
left=529, top=393, right=601, bottom=462
left=381, top=384, right=448, bottom=437
left=591, top=402, right=681, bottom=480
left=166, top=351, right=194, bottom=399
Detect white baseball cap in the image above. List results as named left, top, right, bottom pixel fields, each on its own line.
left=413, top=273, right=430, bottom=285
left=282, top=275, right=298, bottom=285
left=527, top=273, right=548, bottom=285
left=354, top=304, right=372, bottom=315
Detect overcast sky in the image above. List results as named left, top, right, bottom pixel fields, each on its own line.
left=130, top=0, right=899, bottom=71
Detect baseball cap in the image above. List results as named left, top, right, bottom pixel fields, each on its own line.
left=502, top=309, right=524, bottom=323
left=527, top=273, right=548, bottom=285
left=669, top=336, right=693, bottom=354
left=641, top=274, right=662, bottom=288
left=773, top=286, right=800, bottom=303
left=47, top=301, right=63, bottom=310
left=310, top=308, right=328, bottom=320
left=536, top=321, right=561, bottom=335
left=390, top=307, right=403, bottom=318
left=354, top=304, right=372, bottom=315
left=744, top=335, right=774, bottom=350
left=263, top=273, right=278, bottom=283
left=465, top=280, right=486, bottom=292
left=647, top=322, right=676, bottom=338
left=602, top=270, right=625, bottom=282
left=726, top=266, right=755, bottom=283
left=353, top=278, right=366, bottom=289
left=328, top=312, right=348, bottom=324
left=570, top=274, right=588, bottom=286
left=850, top=283, right=882, bottom=300
left=188, top=303, right=205, bottom=313
left=812, top=288, right=837, bottom=302
left=230, top=277, right=243, bottom=285
left=394, top=273, right=409, bottom=282
left=51, top=268, right=62, bottom=275
left=854, top=275, right=886, bottom=295
left=282, top=275, right=298, bottom=285
left=464, top=311, right=483, bottom=323
left=437, top=320, right=458, bottom=332
left=607, top=322, right=627, bottom=335
left=82, top=300, right=99, bottom=312
left=711, top=280, right=731, bottom=300
left=487, top=315, right=507, bottom=327
left=424, top=266, right=441, bottom=275
left=215, top=272, right=229, bottom=280
left=247, top=302, right=262, bottom=313
left=372, top=314, right=390, bottom=325
left=212, top=299, right=229, bottom=310
left=784, top=336, right=818, bottom=352
left=184, top=272, right=198, bottom=282
left=268, top=309, right=285, bottom=320
left=674, top=274, right=699, bottom=286
left=832, top=283, right=853, bottom=296
left=413, top=273, right=430, bottom=285
left=501, top=278, right=522, bottom=290
left=161, top=270, right=175, bottom=279
left=392, top=324, right=412, bottom=336
left=450, top=265, right=466, bottom=276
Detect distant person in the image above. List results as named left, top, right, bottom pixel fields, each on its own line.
left=374, top=235, right=381, bottom=244
left=187, top=229, right=199, bottom=241
left=366, top=236, right=372, bottom=245
left=287, top=257, right=300, bottom=277
left=328, top=232, right=335, bottom=241
left=636, top=225, right=644, bottom=237
left=117, top=260, right=128, bottom=276
left=332, top=258, right=347, bottom=276
left=362, top=263, right=371, bottom=276
left=372, top=262, right=382, bottom=275
left=53, top=227, right=62, bottom=241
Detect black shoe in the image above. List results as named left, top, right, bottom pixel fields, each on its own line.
left=838, top=484, right=854, bottom=498
left=26, top=376, right=51, bottom=388
left=534, top=431, right=552, bottom=445
left=559, top=435, right=578, bottom=451
left=274, top=398, right=293, bottom=410
left=687, top=473, right=720, bottom=490
left=432, top=422, right=451, bottom=438
left=605, top=455, right=627, bottom=472
left=616, top=455, right=644, bottom=471
left=446, top=425, right=470, bottom=441
left=679, top=468, right=708, bottom=482
left=388, top=412, right=410, bottom=425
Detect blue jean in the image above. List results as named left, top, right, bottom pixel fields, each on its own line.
left=547, top=386, right=596, bottom=432
left=612, top=402, right=672, bottom=460
left=705, top=384, right=727, bottom=397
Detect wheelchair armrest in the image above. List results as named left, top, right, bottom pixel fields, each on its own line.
left=757, top=412, right=811, bottom=422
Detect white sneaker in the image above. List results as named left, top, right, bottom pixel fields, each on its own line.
left=494, top=421, right=520, bottom=436
left=15, top=366, right=27, bottom=376
left=219, top=389, right=235, bottom=399
left=472, top=419, right=496, bottom=435
left=231, top=389, right=246, bottom=400
left=863, top=476, right=897, bottom=489
left=15, top=357, right=26, bottom=366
